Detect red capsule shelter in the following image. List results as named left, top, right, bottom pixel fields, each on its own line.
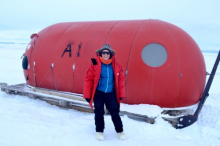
left=23, top=19, right=206, bottom=108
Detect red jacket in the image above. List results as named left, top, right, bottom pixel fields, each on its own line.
left=83, top=56, right=126, bottom=109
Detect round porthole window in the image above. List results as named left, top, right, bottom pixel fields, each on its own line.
left=141, top=43, right=168, bottom=67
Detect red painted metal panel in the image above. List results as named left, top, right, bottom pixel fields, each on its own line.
left=103, top=20, right=144, bottom=69
left=26, top=25, right=53, bottom=86
left=32, top=23, right=73, bottom=89
left=73, top=21, right=118, bottom=93
left=166, top=23, right=206, bottom=107
left=126, top=20, right=181, bottom=107
left=52, top=22, right=93, bottom=92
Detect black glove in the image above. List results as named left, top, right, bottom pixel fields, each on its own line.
left=120, top=97, right=123, bottom=101
left=85, top=98, right=91, bottom=103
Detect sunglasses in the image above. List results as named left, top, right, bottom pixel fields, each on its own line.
left=101, top=51, right=110, bottom=55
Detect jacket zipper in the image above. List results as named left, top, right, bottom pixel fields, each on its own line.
left=105, top=65, right=109, bottom=92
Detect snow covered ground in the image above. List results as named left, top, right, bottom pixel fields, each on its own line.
left=0, top=43, right=220, bottom=146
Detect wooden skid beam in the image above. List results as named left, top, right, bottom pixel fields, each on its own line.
left=0, top=83, right=157, bottom=124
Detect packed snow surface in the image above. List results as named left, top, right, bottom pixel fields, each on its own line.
left=0, top=44, right=220, bottom=146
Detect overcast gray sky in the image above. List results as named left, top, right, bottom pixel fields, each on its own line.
left=0, top=0, right=219, bottom=50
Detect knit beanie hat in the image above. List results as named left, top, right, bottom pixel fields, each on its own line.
left=100, top=44, right=112, bottom=52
